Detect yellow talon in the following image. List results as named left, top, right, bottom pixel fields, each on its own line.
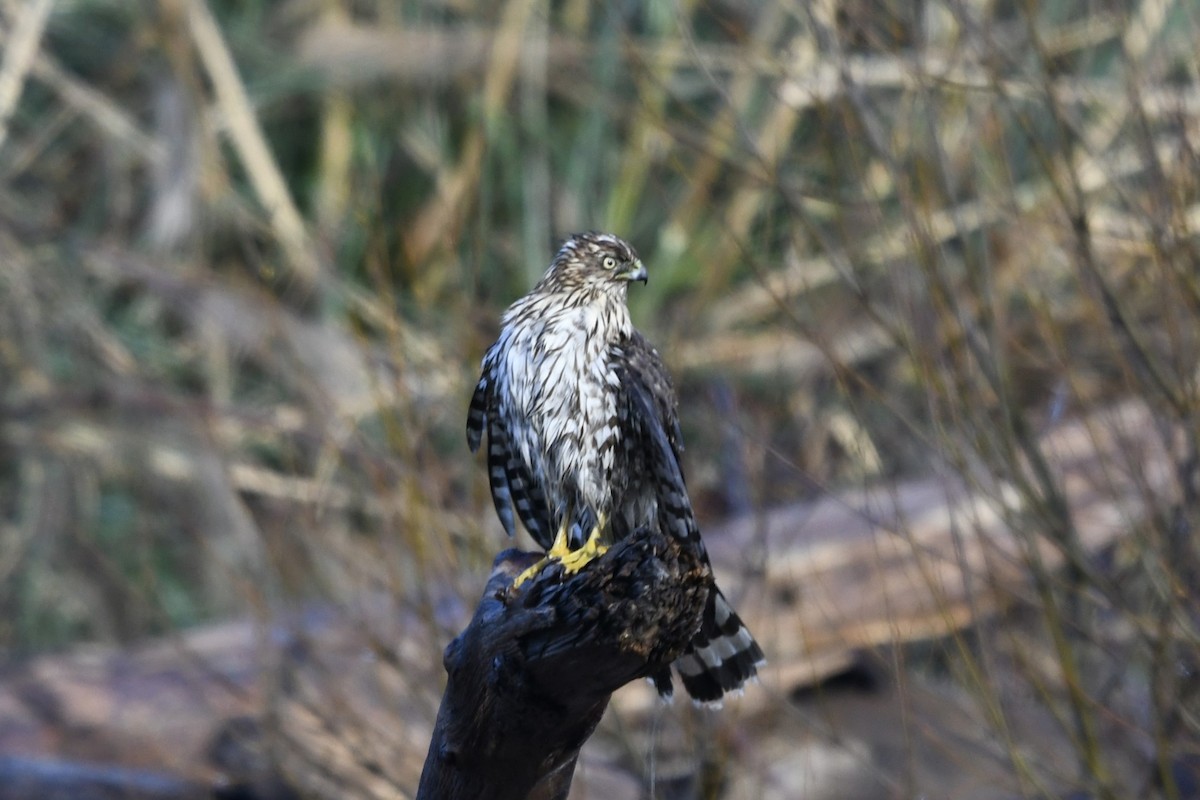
left=546, top=525, right=573, bottom=560
left=511, top=513, right=610, bottom=587
left=559, top=513, right=609, bottom=576
left=513, top=523, right=572, bottom=588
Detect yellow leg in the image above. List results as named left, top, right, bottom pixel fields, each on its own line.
left=558, top=513, right=609, bottom=575
left=511, top=512, right=610, bottom=587
left=546, top=524, right=573, bottom=559
left=512, top=522, right=572, bottom=588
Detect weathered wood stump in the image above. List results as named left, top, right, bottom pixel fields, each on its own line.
left=417, top=526, right=710, bottom=800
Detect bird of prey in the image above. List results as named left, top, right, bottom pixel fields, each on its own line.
left=466, top=231, right=764, bottom=703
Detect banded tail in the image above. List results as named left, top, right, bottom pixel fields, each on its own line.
left=653, top=586, right=764, bottom=705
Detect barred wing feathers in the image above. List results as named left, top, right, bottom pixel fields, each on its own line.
left=467, top=353, right=553, bottom=549
left=615, top=335, right=765, bottom=703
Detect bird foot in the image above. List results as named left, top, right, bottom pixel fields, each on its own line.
left=512, top=523, right=574, bottom=588
left=512, top=557, right=549, bottom=589
left=558, top=524, right=608, bottom=576
left=510, top=517, right=609, bottom=587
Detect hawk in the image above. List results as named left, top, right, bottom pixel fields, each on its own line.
left=466, top=232, right=764, bottom=703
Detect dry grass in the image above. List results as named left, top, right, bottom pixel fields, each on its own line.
left=0, top=0, right=1198, bottom=797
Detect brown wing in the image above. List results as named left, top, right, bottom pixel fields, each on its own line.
left=619, top=331, right=686, bottom=482
left=614, top=332, right=765, bottom=704
left=612, top=332, right=698, bottom=551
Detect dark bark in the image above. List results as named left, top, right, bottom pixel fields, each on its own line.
left=417, top=527, right=710, bottom=800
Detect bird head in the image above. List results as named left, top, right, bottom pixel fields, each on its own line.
left=544, top=232, right=647, bottom=291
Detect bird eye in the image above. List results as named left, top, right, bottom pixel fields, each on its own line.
left=603, top=256, right=617, bottom=269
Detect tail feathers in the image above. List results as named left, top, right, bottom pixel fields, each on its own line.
left=669, top=588, right=764, bottom=705
left=649, top=667, right=674, bottom=701
left=466, top=374, right=489, bottom=452
left=485, top=414, right=516, bottom=537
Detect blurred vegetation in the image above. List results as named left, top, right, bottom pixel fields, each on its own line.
left=1, top=0, right=1199, bottom=797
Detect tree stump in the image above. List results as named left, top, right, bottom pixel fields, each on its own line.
left=416, top=526, right=710, bottom=800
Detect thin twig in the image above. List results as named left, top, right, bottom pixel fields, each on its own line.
left=182, top=0, right=321, bottom=290
left=0, top=0, right=56, bottom=153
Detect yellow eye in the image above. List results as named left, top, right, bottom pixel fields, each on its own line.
left=603, top=256, right=617, bottom=269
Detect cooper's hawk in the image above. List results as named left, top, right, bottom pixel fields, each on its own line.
left=467, top=232, right=764, bottom=703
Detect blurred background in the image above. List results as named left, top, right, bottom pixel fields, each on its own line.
left=1, top=0, right=1198, bottom=798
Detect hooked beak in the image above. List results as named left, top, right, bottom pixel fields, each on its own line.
left=620, top=260, right=648, bottom=284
